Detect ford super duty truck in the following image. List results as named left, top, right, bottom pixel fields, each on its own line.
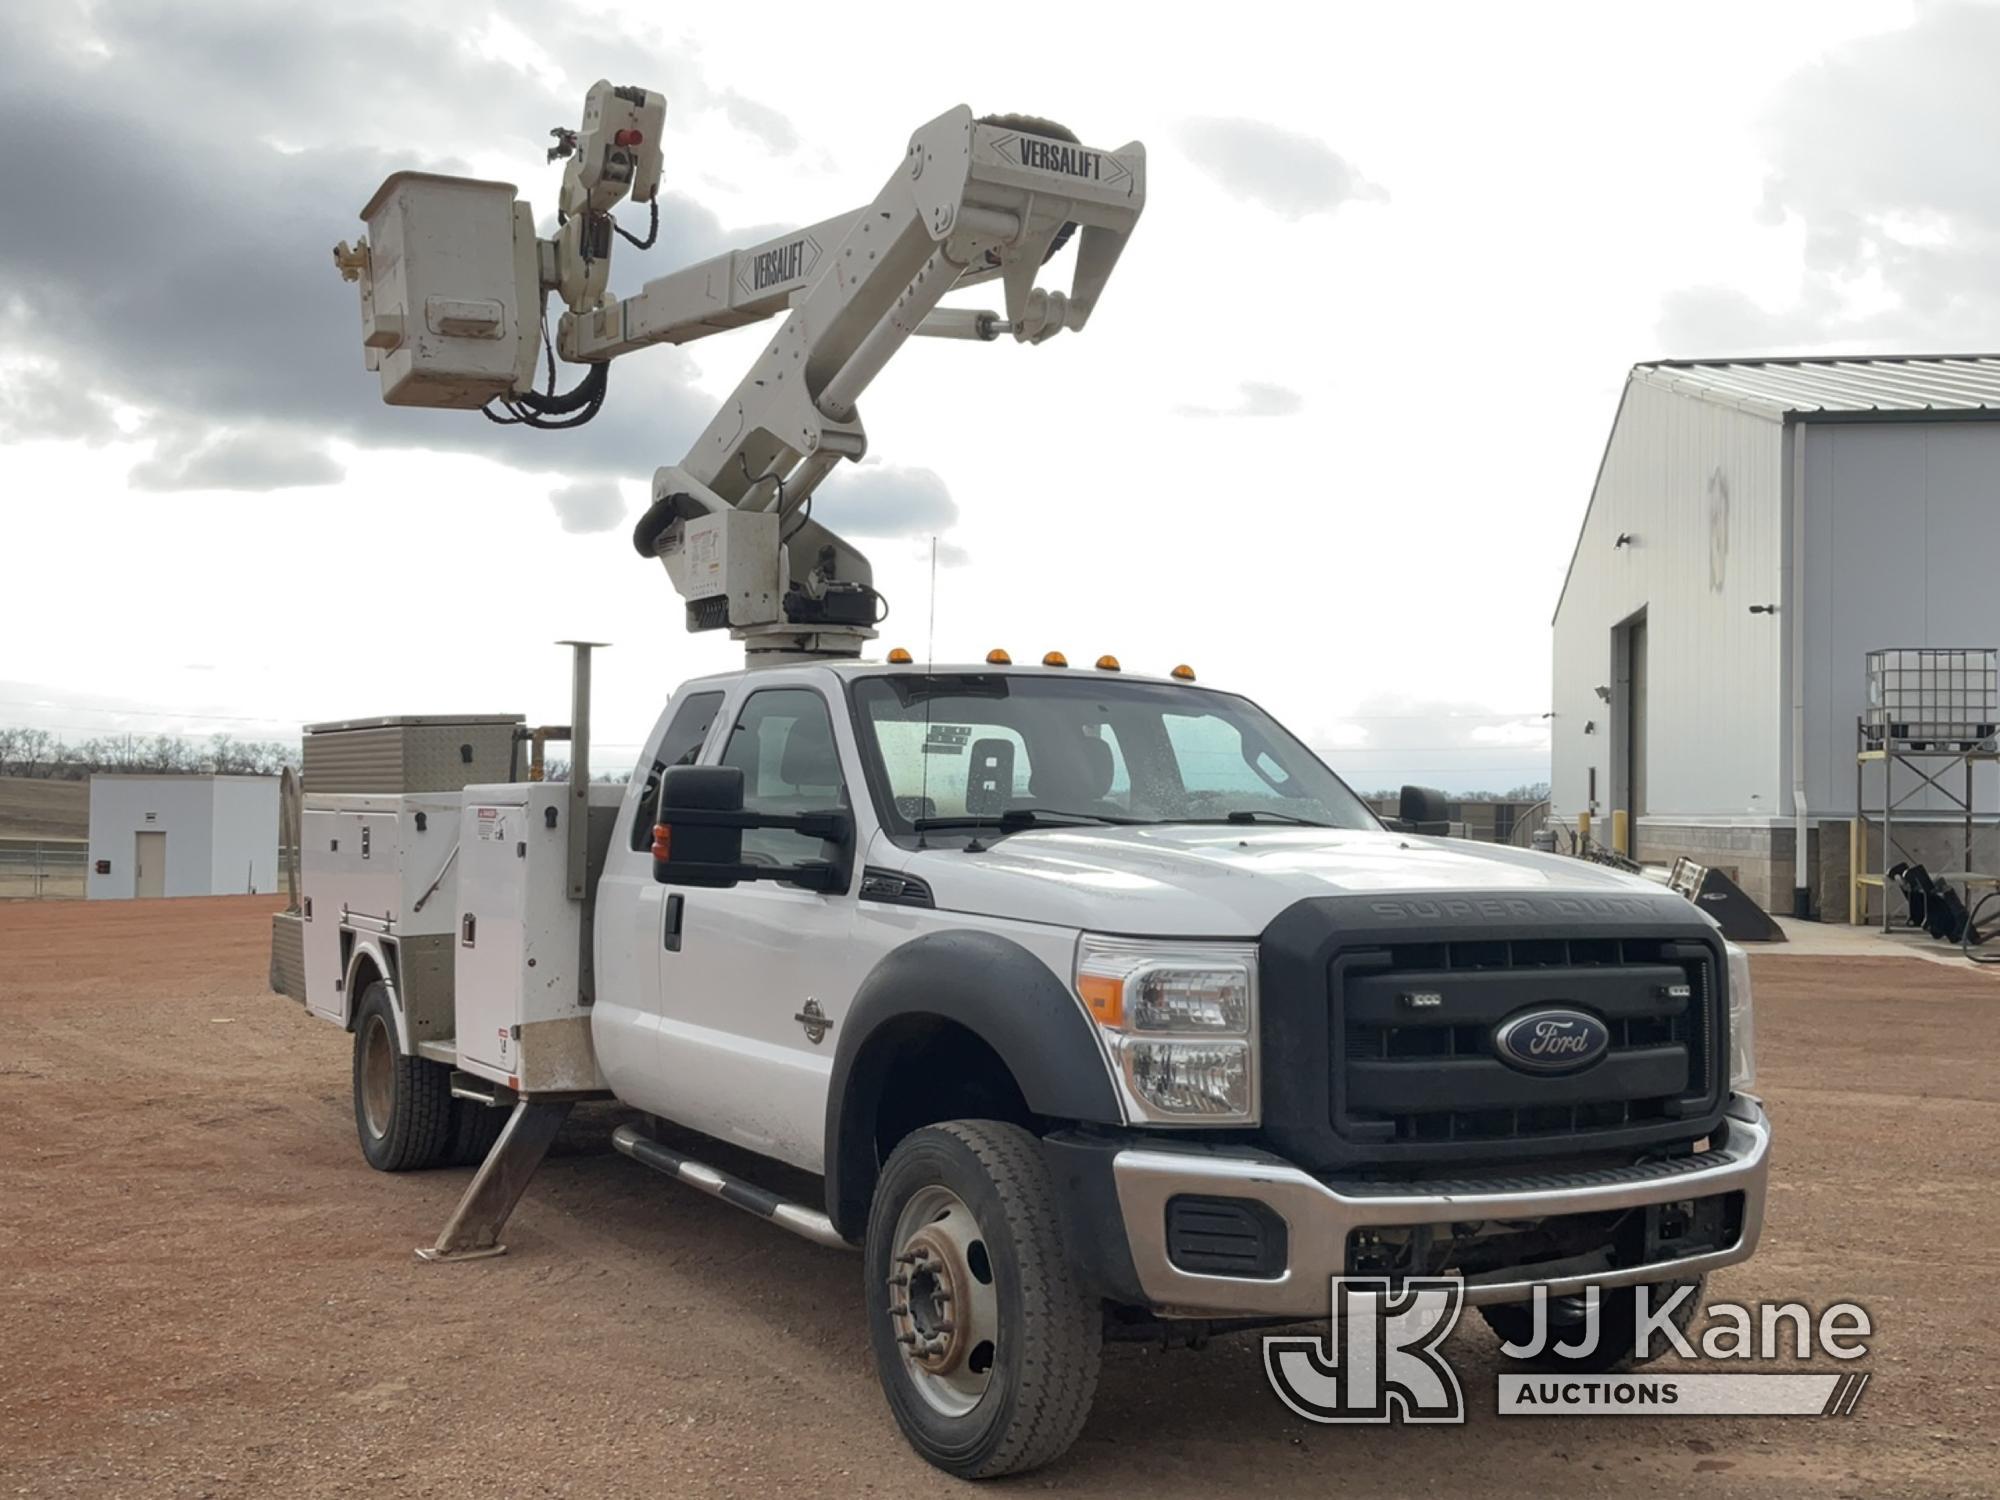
left=277, top=653, right=1765, bottom=1477
left=282, top=84, right=1768, bottom=1476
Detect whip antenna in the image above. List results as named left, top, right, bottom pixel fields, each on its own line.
left=917, top=537, right=938, bottom=845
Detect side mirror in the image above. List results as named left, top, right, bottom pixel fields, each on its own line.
left=1396, top=784, right=1453, bottom=836
left=652, top=766, right=748, bottom=887
left=651, top=763, right=854, bottom=892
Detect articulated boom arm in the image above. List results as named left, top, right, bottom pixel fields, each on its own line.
left=333, top=88, right=1145, bottom=660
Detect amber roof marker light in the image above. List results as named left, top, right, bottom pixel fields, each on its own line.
left=1171, top=664, right=1196, bottom=682
left=1095, top=655, right=1121, bottom=672
left=1043, top=651, right=1069, bottom=668
left=887, top=647, right=913, bottom=664
left=986, top=648, right=1013, bottom=665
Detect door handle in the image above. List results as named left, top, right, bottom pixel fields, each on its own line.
left=663, top=893, right=684, bottom=953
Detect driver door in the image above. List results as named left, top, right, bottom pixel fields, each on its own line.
left=653, top=682, right=861, bottom=1170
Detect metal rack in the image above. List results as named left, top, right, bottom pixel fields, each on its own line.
left=1851, top=717, right=2000, bottom=930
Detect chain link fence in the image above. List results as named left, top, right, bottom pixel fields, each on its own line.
left=0, top=840, right=87, bottom=900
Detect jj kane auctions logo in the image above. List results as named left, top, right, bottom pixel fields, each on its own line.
left=1265, top=1280, right=1874, bottom=1422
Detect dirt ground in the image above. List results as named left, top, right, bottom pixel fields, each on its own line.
left=2, top=897, right=1996, bottom=1498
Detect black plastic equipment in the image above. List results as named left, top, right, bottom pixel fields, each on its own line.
left=1667, top=857, right=1787, bottom=943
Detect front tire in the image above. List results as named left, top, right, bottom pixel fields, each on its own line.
left=351, top=981, right=452, bottom=1172
left=1480, top=1276, right=1705, bottom=1372
left=864, top=1121, right=1101, bottom=1479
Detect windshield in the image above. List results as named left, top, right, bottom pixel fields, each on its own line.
left=847, top=673, right=1379, bottom=840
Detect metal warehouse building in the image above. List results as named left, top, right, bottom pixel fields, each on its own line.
left=86, top=775, right=280, bottom=900
left=1553, top=355, right=2000, bottom=920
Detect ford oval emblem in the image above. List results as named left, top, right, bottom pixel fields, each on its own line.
left=1493, top=1008, right=1610, bottom=1073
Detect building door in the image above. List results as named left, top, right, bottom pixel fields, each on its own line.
left=134, top=831, right=166, bottom=899
left=1626, top=618, right=1648, bottom=860
left=1610, top=610, right=1649, bottom=861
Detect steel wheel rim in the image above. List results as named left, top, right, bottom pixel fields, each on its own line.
left=887, top=1184, right=1001, bottom=1418
left=360, top=1013, right=395, bottom=1138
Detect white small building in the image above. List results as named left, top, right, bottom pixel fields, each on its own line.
left=86, top=775, right=280, bottom=900
left=1553, top=355, right=2000, bottom=920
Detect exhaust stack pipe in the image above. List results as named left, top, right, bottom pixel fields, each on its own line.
left=557, top=639, right=608, bottom=901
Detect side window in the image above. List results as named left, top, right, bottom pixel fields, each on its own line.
left=628, top=691, right=725, bottom=851
left=718, top=688, right=848, bottom=866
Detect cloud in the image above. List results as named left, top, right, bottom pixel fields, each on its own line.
left=1179, top=117, right=1386, bottom=220
left=0, top=363, right=122, bottom=446
left=1654, top=284, right=1845, bottom=358
left=1177, top=380, right=1304, bottom=419
left=717, top=88, right=800, bottom=154
left=812, top=462, right=959, bottom=537
left=1657, top=2, right=2000, bottom=354
left=548, top=479, right=628, bottom=534
left=1301, top=694, right=1552, bottom=798
left=0, top=2, right=752, bottom=493
left=914, top=539, right=973, bottom=569
left=129, top=425, right=344, bottom=492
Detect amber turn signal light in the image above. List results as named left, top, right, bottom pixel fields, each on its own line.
left=1077, top=974, right=1124, bottom=1027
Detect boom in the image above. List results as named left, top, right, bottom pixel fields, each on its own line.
left=334, top=85, right=1146, bottom=659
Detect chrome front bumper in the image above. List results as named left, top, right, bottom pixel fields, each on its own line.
left=1111, top=1097, right=1771, bottom=1318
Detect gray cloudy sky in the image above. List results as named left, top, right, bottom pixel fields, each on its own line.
left=1, top=0, right=1984, bottom=788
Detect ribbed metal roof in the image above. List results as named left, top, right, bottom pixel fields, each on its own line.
left=1632, top=354, right=2000, bottom=418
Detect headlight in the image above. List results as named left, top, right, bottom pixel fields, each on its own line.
left=1725, top=942, right=1756, bottom=1093
left=1075, top=935, right=1259, bottom=1125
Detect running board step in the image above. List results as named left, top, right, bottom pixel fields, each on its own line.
left=610, top=1124, right=853, bottom=1252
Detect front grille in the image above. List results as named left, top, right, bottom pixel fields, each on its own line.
left=1331, top=936, right=1719, bottom=1151
left=1346, top=1192, right=1746, bottom=1284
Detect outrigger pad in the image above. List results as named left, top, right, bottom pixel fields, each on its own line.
left=1668, top=857, right=1787, bottom=943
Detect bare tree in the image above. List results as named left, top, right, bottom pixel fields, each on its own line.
left=0, top=724, right=303, bottom=781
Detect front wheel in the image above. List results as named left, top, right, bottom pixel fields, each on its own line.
left=864, top=1121, right=1102, bottom=1479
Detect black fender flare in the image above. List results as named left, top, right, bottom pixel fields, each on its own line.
left=823, top=929, right=1122, bottom=1239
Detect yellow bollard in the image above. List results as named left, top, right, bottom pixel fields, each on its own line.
left=1848, top=816, right=1862, bottom=925
left=1578, top=810, right=1592, bottom=848
left=1611, top=809, right=1629, bottom=857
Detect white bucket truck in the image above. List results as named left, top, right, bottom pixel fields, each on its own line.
left=281, top=83, right=1770, bottom=1477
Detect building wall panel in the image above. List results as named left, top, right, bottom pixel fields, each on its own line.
left=86, top=778, right=218, bottom=900
left=1801, top=421, right=2000, bottom=818
left=209, top=777, right=280, bottom=895
left=1553, top=380, right=1786, bottom=830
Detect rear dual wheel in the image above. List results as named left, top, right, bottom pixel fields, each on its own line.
left=351, top=981, right=452, bottom=1171
left=865, top=1121, right=1101, bottom=1479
